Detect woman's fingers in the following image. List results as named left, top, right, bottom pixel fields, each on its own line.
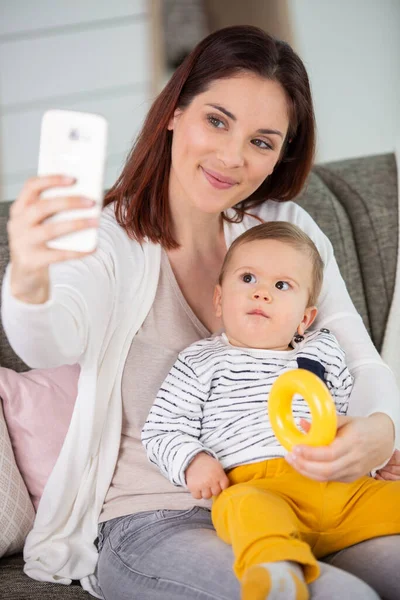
left=10, top=247, right=93, bottom=274
left=23, top=195, right=95, bottom=227
left=37, top=247, right=96, bottom=268
left=32, top=217, right=99, bottom=245
left=388, top=449, right=400, bottom=465
left=11, top=175, right=75, bottom=214
left=290, top=443, right=339, bottom=463
left=286, top=451, right=352, bottom=481
left=8, top=175, right=99, bottom=303
left=287, top=417, right=365, bottom=482
left=9, top=218, right=98, bottom=272
left=380, top=462, right=400, bottom=474
left=290, top=427, right=355, bottom=464
left=375, top=470, right=399, bottom=481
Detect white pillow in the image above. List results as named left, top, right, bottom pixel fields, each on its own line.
left=0, top=401, right=35, bottom=557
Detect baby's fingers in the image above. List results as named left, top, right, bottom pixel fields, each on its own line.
left=210, top=483, right=222, bottom=496
left=200, top=486, right=213, bottom=500
left=189, top=487, right=203, bottom=500
left=210, top=475, right=230, bottom=497
left=220, top=474, right=230, bottom=490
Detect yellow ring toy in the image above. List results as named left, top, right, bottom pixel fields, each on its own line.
left=268, top=369, right=337, bottom=452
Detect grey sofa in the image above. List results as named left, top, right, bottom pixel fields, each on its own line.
left=0, top=152, right=397, bottom=598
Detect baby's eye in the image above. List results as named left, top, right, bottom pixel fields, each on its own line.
left=275, top=281, right=290, bottom=291
left=242, top=273, right=256, bottom=284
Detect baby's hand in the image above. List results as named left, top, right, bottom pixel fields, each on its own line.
left=185, top=452, right=230, bottom=499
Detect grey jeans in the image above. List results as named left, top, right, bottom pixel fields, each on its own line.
left=95, top=506, right=400, bottom=599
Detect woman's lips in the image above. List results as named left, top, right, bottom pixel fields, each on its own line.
left=201, top=167, right=237, bottom=190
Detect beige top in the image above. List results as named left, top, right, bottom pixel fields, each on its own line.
left=100, top=251, right=212, bottom=522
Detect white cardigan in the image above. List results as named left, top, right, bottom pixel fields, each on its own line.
left=2, top=200, right=399, bottom=598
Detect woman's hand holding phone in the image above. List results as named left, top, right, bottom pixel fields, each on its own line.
left=8, top=109, right=107, bottom=304
left=8, top=175, right=98, bottom=304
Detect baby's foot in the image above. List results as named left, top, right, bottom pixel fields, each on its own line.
left=241, top=562, right=309, bottom=600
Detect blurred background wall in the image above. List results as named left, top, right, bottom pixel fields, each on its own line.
left=1, top=0, right=399, bottom=202
left=0, top=0, right=153, bottom=202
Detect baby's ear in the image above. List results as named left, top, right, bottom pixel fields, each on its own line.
left=297, top=305, right=318, bottom=335
left=213, top=285, right=223, bottom=317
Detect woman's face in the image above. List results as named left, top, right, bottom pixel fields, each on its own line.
left=168, top=73, right=290, bottom=215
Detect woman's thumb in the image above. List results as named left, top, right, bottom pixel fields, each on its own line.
left=336, top=415, right=352, bottom=429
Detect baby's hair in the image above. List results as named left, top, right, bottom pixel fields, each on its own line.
left=219, top=221, right=324, bottom=306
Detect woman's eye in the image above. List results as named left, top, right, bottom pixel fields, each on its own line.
left=275, top=281, right=290, bottom=291
left=251, top=138, right=272, bottom=150
left=242, top=273, right=256, bottom=284
left=208, top=115, right=225, bottom=129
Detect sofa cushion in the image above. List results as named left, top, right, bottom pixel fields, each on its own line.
left=0, top=554, right=87, bottom=598
left=296, top=171, right=370, bottom=332
left=313, top=153, right=398, bottom=351
left=0, top=402, right=35, bottom=557
left=0, top=201, right=29, bottom=371
left=0, top=364, right=79, bottom=509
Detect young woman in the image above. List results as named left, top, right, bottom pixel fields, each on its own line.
left=3, top=26, right=399, bottom=600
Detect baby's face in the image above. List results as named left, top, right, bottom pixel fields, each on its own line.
left=214, top=238, right=317, bottom=350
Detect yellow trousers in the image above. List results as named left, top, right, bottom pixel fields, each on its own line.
left=212, top=458, right=400, bottom=584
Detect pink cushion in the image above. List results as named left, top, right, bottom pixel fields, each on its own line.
left=0, top=365, right=79, bottom=510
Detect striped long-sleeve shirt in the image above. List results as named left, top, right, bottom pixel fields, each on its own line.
left=142, top=329, right=353, bottom=488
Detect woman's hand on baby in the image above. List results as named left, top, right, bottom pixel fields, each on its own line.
left=375, top=449, right=400, bottom=481
left=185, top=452, right=230, bottom=499
left=286, top=413, right=395, bottom=483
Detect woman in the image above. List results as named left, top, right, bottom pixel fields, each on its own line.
left=3, top=26, right=400, bottom=600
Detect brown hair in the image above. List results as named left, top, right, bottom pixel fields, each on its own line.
left=104, top=25, right=316, bottom=249
left=219, top=222, right=324, bottom=306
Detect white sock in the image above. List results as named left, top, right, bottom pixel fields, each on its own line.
left=242, top=560, right=308, bottom=600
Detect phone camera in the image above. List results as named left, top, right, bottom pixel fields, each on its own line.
left=69, top=128, right=80, bottom=141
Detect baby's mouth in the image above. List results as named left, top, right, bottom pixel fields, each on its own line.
left=248, top=309, right=269, bottom=319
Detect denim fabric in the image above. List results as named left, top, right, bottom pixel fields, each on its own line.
left=324, top=535, right=400, bottom=600
left=96, top=507, right=379, bottom=600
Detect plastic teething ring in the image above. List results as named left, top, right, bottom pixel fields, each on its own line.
left=268, top=369, right=337, bottom=452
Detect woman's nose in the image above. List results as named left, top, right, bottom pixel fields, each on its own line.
left=216, top=137, right=245, bottom=168
left=252, top=289, right=271, bottom=302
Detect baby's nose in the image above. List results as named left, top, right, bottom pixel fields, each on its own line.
left=252, top=290, right=271, bottom=302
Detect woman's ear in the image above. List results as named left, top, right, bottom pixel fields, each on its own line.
left=167, top=108, right=183, bottom=131
left=297, top=306, right=318, bottom=336
left=213, top=285, right=223, bottom=318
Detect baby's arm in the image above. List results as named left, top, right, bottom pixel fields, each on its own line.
left=142, top=351, right=228, bottom=496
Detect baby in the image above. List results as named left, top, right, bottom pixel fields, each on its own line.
left=142, top=222, right=400, bottom=600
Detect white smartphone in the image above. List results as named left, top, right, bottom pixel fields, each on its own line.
left=38, top=109, right=108, bottom=252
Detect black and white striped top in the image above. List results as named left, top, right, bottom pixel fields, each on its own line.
left=142, top=330, right=353, bottom=487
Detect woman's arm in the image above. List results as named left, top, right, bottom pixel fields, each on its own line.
left=316, top=247, right=400, bottom=442
left=253, top=201, right=399, bottom=478
left=285, top=201, right=400, bottom=440
left=1, top=212, right=117, bottom=368
left=254, top=200, right=399, bottom=435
